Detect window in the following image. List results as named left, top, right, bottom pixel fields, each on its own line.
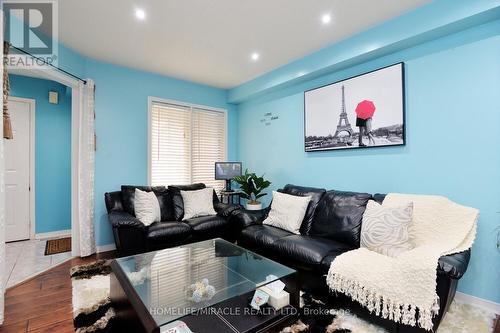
left=149, top=99, right=226, bottom=192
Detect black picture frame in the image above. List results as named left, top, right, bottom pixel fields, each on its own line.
left=304, top=62, right=406, bottom=152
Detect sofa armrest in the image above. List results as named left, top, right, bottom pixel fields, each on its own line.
left=230, top=207, right=270, bottom=229
left=437, top=249, right=471, bottom=279
left=105, top=191, right=123, bottom=213
left=108, top=211, right=145, bottom=229
left=214, top=202, right=241, bottom=218
left=108, top=211, right=147, bottom=256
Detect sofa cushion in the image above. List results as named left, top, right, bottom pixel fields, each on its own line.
left=238, top=225, right=293, bottom=253
left=281, top=184, right=326, bottom=235
left=146, top=221, right=191, bottom=247
left=309, top=190, right=372, bottom=247
left=372, top=193, right=386, bottom=204
left=121, top=185, right=174, bottom=221
left=168, top=183, right=207, bottom=221
left=320, top=246, right=358, bottom=274
left=273, top=235, right=353, bottom=272
left=184, top=215, right=228, bottom=234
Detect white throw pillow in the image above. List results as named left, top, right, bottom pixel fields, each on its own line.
left=361, top=200, right=414, bottom=257
left=263, top=191, right=311, bottom=234
left=134, top=188, right=161, bottom=226
left=181, top=188, right=217, bottom=220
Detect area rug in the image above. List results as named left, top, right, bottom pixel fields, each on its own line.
left=45, top=237, right=72, bottom=255
left=70, top=261, right=496, bottom=333
left=71, top=260, right=115, bottom=333
left=279, top=294, right=497, bottom=333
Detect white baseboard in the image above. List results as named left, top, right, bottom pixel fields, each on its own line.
left=96, top=243, right=116, bottom=253
left=455, top=291, right=500, bottom=314
left=35, top=229, right=71, bottom=240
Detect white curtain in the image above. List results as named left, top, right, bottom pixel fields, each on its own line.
left=0, top=13, right=5, bottom=323
left=78, top=80, right=96, bottom=257
left=0, top=95, right=5, bottom=325
left=0, top=15, right=5, bottom=322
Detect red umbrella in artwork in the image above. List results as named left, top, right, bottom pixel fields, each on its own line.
left=355, top=100, right=376, bottom=120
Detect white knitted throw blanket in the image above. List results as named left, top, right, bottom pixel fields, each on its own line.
left=326, top=193, right=478, bottom=331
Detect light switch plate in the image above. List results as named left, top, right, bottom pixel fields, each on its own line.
left=49, top=91, right=58, bottom=104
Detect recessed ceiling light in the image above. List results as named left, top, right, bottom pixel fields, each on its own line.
left=251, top=52, right=260, bottom=61
left=135, top=8, right=146, bottom=20
left=321, top=14, right=332, bottom=24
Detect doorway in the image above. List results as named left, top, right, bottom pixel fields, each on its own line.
left=4, top=97, right=35, bottom=242
left=4, top=75, right=75, bottom=287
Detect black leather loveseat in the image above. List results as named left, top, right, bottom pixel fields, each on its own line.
left=231, top=184, right=471, bottom=333
left=105, top=183, right=240, bottom=256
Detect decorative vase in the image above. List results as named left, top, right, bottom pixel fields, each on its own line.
left=246, top=202, right=262, bottom=210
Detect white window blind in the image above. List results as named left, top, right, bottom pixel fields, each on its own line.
left=150, top=101, right=226, bottom=192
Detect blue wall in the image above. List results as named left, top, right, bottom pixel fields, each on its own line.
left=9, top=75, right=72, bottom=234
left=235, top=23, right=500, bottom=303
left=13, top=0, right=497, bottom=304
left=84, top=59, right=239, bottom=246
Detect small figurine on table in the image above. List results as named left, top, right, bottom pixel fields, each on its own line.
left=187, top=278, right=216, bottom=303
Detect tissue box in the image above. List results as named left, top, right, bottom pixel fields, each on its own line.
left=258, top=286, right=289, bottom=310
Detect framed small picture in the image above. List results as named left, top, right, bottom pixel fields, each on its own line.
left=304, top=63, right=405, bottom=152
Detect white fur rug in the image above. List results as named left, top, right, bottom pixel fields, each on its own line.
left=326, top=301, right=496, bottom=333
left=282, top=299, right=496, bottom=333
left=438, top=301, right=496, bottom=333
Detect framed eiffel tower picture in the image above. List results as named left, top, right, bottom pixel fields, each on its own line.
left=304, top=63, right=405, bottom=152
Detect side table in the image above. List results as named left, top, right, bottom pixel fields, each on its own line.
left=220, top=190, right=243, bottom=205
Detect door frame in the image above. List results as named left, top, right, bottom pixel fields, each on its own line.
left=22, top=68, right=83, bottom=257
left=7, top=97, right=36, bottom=240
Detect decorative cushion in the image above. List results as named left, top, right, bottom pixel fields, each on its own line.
left=134, top=188, right=161, bottom=226
left=360, top=200, right=414, bottom=257
left=168, top=183, right=207, bottom=220
left=263, top=191, right=311, bottom=234
left=281, top=184, right=326, bottom=235
left=180, top=188, right=217, bottom=220
left=121, top=185, right=166, bottom=216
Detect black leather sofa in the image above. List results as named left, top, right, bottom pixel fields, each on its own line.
left=105, top=183, right=240, bottom=256
left=231, top=184, right=471, bottom=333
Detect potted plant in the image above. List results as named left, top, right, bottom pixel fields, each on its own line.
left=233, top=169, right=271, bottom=210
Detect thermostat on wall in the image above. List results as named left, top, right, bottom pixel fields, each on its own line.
left=49, top=91, right=58, bottom=104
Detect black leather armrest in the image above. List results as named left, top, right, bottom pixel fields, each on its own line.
left=108, top=211, right=146, bottom=256
left=214, top=202, right=241, bottom=218
left=108, top=211, right=145, bottom=229
left=437, top=249, right=471, bottom=279
left=105, top=191, right=123, bottom=213
left=230, top=207, right=270, bottom=229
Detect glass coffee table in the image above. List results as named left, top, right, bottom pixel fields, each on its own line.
left=110, top=238, right=299, bottom=333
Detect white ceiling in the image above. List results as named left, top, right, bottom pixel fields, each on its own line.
left=58, top=0, right=430, bottom=89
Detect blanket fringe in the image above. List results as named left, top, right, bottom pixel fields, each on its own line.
left=327, top=273, right=439, bottom=331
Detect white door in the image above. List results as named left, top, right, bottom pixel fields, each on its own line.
left=5, top=98, right=33, bottom=242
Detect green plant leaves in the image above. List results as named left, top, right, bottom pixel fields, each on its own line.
left=231, top=169, right=271, bottom=203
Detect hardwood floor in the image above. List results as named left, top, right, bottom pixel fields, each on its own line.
left=0, top=251, right=115, bottom=333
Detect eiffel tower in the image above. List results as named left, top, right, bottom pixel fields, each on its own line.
left=333, top=85, right=353, bottom=138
